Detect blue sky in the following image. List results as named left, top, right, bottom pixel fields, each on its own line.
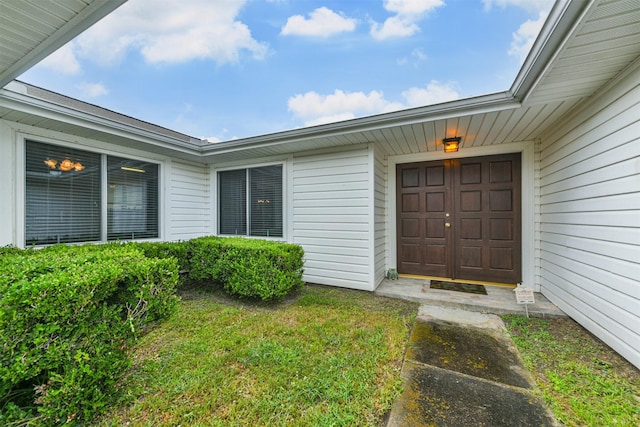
left=20, top=0, right=554, bottom=142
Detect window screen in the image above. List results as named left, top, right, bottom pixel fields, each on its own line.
left=218, top=165, right=282, bottom=237
left=26, top=141, right=101, bottom=245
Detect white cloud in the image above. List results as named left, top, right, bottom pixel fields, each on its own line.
left=38, top=43, right=81, bottom=75
left=482, top=0, right=554, bottom=14
left=78, top=82, right=108, bottom=97
left=66, top=0, right=267, bottom=67
left=401, top=80, right=460, bottom=107
left=371, top=16, right=419, bottom=40
left=397, top=47, right=427, bottom=66
left=508, top=10, right=549, bottom=61
left=385, top=0, right=445, bottom=15
left=281, top=7, right=357, bottom=37
left=201, top=128, right=237, bottom=143
left=288, top=89, right=404, bottom=126
left=370, top=0, right=444, bottom=40
left=482, top=0, right=553, bottom=62
left=288, top=80, right=459, bottom=126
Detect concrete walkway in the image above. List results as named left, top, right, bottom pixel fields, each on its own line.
left=375, top=277, right=566, bottom=318
left=386, top=306, right=558, bottom=426
left=377, top=278, right=564, bottom=426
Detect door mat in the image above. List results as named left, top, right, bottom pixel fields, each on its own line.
left=430, top=280, right=487, bottom=295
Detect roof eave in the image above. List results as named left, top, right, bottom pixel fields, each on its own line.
left=510, top=0, right=593, bottom=101
left=0, top=0, right=127, bottom=88
left=0, top=84, right=202, bottom=156
left=201, top=91, right=519, bottom=156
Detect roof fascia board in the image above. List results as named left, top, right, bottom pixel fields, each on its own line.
left=0, top=0, right=127, bottom=88
left=0, top=86, right=201, bottom=156
left=510, top=0, right=594, bottom=101
left=2, top=83, right=519, bottom=160
left=201, top=91, right=519, bottom=156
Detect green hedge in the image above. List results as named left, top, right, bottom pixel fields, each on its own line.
left=0, top=244, right=179, bottom=425
left=133, top=237, right=305, bottom=302
left=187, top=237, right=305, bottom=301
left=0, top=237, right=304, bottom=424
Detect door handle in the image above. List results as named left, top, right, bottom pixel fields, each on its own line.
left=445, top=222, right=451, bottom=228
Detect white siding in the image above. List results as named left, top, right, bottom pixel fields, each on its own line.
left=292, top=148, right=373, bottom=290
left=373, top=143, right=388, bottom=288
left=169, top=161, right=210, bottom=240
left=0, top=121, right=15, bottom=246
left=539, top=65, right=640, bottom=368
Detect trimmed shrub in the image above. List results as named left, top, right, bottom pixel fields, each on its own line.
left=0, top=236, right=303, bottom=423
left=0, top=244, right=179, bottom=425
left=188, top=237, right=304, bottom=301
left=130, top=241, right=190, bottom=286
left=0, top=245, right=24, bottom=256
left=184, top=236, right=224, bottom=282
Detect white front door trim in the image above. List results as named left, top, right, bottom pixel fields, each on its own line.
left=386, top=141, right=537, bottom=290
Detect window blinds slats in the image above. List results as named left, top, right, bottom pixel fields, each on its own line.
left=250, top=165, right=283, bottom=237
left=26, top=141, right=101, bottom=245
left=25, top=141, right=159, bottom=245
left=219, top=169, right=247, bottom=235
left=218, top=165, right=282, bottom=238
left=107, top=156, right=159, bottom=240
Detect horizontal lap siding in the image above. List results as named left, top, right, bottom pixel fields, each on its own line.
left=169, top=161, right=210, bottom=240
left=293, top=149, right=372, bottom=290
left=539, top=68, right=640, bottom=368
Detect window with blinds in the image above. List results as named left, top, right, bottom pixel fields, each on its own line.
left=219, top=169, right=247, bottom=235
left=107, top=156, right=159, bottom=240
left=25, top=141, right=159, bottom=245
left=26, top=141, right=101, bottom=245
left=218, top=165, right=283, bottom=238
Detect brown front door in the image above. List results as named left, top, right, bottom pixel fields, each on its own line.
left=397, top=153, right=521, bottom=283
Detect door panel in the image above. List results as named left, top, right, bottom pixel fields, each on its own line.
left=396, top=160, right=451, bottom=277
left=397, top=154, right=521, bottom=283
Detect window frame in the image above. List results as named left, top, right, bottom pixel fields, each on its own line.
left=216, top=163, right=285, bottom=239
left=20, top=137, right=162, bottom=246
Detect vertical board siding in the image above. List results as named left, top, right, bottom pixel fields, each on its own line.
left=539, top=70, right=640, bottom=368
left=373, top=144, right=388, bottom=287
left=292, top=148, right=372, bottom=290
left=169, top=161, right=210, bottom=240
left=0, top=122, right=14, bottom=246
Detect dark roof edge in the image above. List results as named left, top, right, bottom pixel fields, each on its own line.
left=3, top=80, right=201, bottom=148
left=201, top=91, right=519, bottom=155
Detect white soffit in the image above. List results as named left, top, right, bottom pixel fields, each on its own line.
left=0, top=0, right=638, bottom=165
left=0, top=0, right=126, bottom=88
left=515, top=0, right=640, bottom=105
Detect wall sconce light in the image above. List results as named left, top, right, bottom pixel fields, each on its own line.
left=443, top=137, right=461, bottom=153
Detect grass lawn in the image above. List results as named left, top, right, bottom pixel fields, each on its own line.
left=503, top=315, right=640, bottom=427
left=95, top=284, right=419, bottom=426
left=94, top=284, right=639, bottom=426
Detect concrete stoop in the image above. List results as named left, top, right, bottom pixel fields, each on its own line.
left=375, top=278, right=566, bottom=318
left=386, top=306, right=558, bottom=427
